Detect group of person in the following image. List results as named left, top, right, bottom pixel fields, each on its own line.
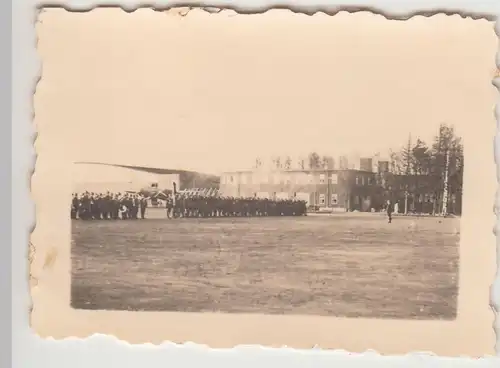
left=165, top=194, right=308, bottom=218
left=71, top=192, right=149, bottom=220
left=70, top=191, right=308, bottom=220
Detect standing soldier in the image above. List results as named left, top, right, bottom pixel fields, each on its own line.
left=103, top=191, right=112, bottom=219
left=166, top=193, right=174, bottom=219
left=139, top=194, right=149, bottom=219
left=121, top=194, right=130, bottom=220
left=80, top=192, right=91, bottom=220
left=71, top=193, right=79, bottom=219
left=386, top=199, right=393, bottom=224
left=112, top=193, right=120, bottom=220
left=133, top=195, right=140, bottom=219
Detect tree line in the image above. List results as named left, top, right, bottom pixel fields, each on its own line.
left=254, top=153, right=337, bottom=170
left=385, top=123, right=464, bottom=215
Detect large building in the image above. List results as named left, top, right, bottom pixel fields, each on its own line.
left=220, top=161, right=385, bottom=212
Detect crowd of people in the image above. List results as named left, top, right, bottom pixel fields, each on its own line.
left=71, top=191, right=308, bottom=220
left=71, top=192, right=150, bottom=220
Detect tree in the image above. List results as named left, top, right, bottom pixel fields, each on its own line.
left=384, top=124, right=463, bottom=215
left=272, top=156, right=282, bottom=169
left=298, top=157, right=306, bottom=170
left=389, top=149, right=405, bottom=175
left=411, top=139, right=432, bottom=175
left=321, top=155, right=335, bottom=169
left=254, top=157, right=262, bottom=169
left=429, top=124, right=464, bottom=215
left=308, top=152, right=321, bottom=169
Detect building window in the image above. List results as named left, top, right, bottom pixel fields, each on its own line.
left=330, top=174, right=338, bottom=184
left=319, top=174, right=326, bottom=184
left=151, top=182, right=158, bottom=188
left=361, top=176, right=365, bottom=185
left=367, top=177, right=372, bottom=185
left=355, top=176, right=360, bottom=185
left=230, top=175, right=234, bottom=183
left=331, top=193, right=338, bottom=205
left=308, top=174, right=314, bottom=184
left=240, top=174, right=247, bottom=185
left=319, top=194, right=326, bottom=205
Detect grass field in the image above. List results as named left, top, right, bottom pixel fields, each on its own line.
left=71, top=210, right=460, bottom=320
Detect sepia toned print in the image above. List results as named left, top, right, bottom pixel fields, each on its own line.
left=31, top=8, right=496, bottom=356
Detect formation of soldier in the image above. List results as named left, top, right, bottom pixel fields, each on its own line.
left=165, top=194, right=308, bottom=218
left=71, top=192, right=149, bottom=220
left=71, top=191, right=308, bottom=220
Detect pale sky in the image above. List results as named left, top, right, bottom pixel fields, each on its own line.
left=35, top=9, right=497, bottom=175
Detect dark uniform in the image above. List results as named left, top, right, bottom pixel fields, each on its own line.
left=386, top=200, right=393, bottom=223
left=166, top=196, right=173, bottom=219
left=71, top=194, right=79, bottom=219
left=71, top=190, right=309, bottom=220
left=140, top=196, right=148, bottom=219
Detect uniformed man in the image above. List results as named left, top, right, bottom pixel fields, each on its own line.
left=139, top=194, right=149, bottom=219
left=386, top=199, right=393, bottom=223
left=71, top=193, right=79, bottom=219
left=166, top=194, right=174, bottom=219
left=133, top=195, right=140, bottom=219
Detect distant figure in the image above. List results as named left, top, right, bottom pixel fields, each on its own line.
left=166, top=194, right=174, bottom=219
left=139, top=195, right=149, bottom=219
left=71, top=193, right=79, bottom=219
left=386, top=199, right=393, bottom=223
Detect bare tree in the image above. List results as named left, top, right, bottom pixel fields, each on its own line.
left=254, top=157, right=262, bottom=169
left=308, top=152, right=321, bottom=169
left=284, top=156, right=292, bottom=169
left=272, top=156, right=282, bottom=169
left=321, top=155, right=335, bottom=169
left=297, top=157, right=306, bottom=170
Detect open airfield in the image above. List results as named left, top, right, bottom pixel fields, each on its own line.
left=71, top=210, right=460, bottom=319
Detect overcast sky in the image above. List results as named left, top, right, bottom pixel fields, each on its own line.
left=36, top=9, right=496, bottom=175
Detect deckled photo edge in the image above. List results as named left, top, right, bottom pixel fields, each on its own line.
left=29, top=7, right=498, bottom=357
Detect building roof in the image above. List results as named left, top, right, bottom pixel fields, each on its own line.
left=221, top=168, right=375, bottom=174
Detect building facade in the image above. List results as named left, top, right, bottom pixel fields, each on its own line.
left=378, top=172, right=462, bottom=215
left=220, top=168, right=383, bottom=212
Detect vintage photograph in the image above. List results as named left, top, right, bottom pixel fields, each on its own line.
left=70, top=126, right=463, bottom=319
left=31, top=8, right=496, bottom=356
